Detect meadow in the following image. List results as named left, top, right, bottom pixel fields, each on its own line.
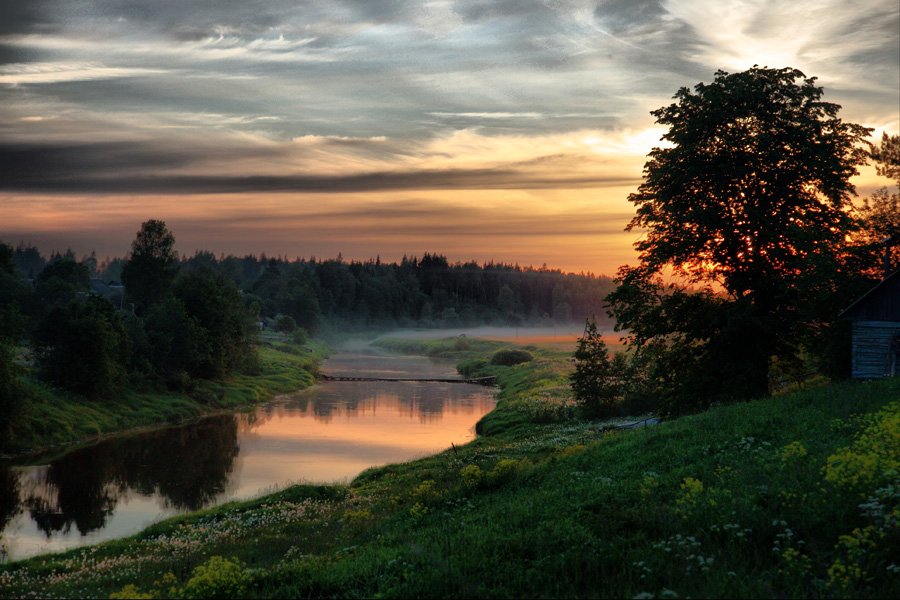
left=1, top=336, right=898, bottom=598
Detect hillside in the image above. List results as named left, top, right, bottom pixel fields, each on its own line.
left=1, top=338, right=898, bottom=598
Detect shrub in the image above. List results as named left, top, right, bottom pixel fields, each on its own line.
left=109, top=584, right=154, bottom=599
left=490, top=349, right=533, bottom=366
left=457, top=358, right=488, bottom=377
left=182, top=556, right=249, bottom=599
left=460, top=464, right=484, bottom=488
left=453, top=336, right=470, bottom=351
left=292, top=327, right=308, bottom=346
left=275, top=315, right=297, bottom=334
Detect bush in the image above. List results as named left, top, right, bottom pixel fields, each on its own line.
left=182, top=556, right=249, bottom=599
left=275, top=315, right=297, bottom=334
left=292, top=327, right=308, bottom=346
left=490, top=349, right=533, bottom=367
left=457, top=358, right=488, bottom=377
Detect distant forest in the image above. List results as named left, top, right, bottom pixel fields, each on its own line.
left=10, top=242, right=616, bottom=333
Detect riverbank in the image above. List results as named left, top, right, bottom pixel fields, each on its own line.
left=2, top=337, right=898, bottom=598
left=1, top=337, right=329, bottom=459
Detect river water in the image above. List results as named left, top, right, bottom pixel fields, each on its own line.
left=0, top=341, right=496, bottom=562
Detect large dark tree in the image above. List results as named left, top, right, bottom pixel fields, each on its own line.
left=33, top=295, right=130, bottom=400
left=607, top=67, right=871, bottom=410
left=120, top=219, right=179, bottom=313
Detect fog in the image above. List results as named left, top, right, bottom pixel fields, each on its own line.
left=373, top=325, right=591, bottom=345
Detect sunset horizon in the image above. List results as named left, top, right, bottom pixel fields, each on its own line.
left=2, top=0, right=898, bottom=275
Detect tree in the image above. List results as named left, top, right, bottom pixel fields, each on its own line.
left=37, top=258, right=90, bottom=290
left=32, top=296, right=130, bottom=400
left=869, top=132, right=900, bottom=185
left=275, top=315, right=297, bottom=334
left=570, top=318, right=623, bottom=418
left=0, top=337, right=24, bottom=434
left=857, top=133, right=900, bottom=273
left=121, top=220, right=179, bottom=313
left=607, top=67, right=871, bottom=410
left=173, top=271, right=251, bottom=379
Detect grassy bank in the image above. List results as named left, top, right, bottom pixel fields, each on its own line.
left=1, top=337, right=329, bottom=458
left=2, top=337, right=899, bottom=598
left=373, top=336, right=580, bottom=435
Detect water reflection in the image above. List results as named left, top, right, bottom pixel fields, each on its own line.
left=16, top=416, right=240, bottom=540
left=0, top=345, right=495, bottom=561
left=0, top=468, right=20, bottom=533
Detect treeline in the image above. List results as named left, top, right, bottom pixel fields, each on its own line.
left=9, top=242, right=615, bottom=334
left=0, top=221, right=257, bottom=437
left=185, top=251, right=614, bottom=332
left=0, top=220, right=615, bottom=433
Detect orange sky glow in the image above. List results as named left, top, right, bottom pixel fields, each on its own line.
left=1, top=1, right=897, bottom=275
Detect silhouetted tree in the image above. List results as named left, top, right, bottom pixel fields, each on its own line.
left=121, top=220, right=179, bottom=313
left=173, top=271, right=250, bottom=379
left=607, top=66, right=871, bottom=412
left=12, top=243, right=45, bottom=279
left=32, top=296, right=130, bottom=400
left=857, top=133, right=900, bottom=271
left=37, top=258, right=90, bottom=290
left=570, top=318, right=623, bottom=418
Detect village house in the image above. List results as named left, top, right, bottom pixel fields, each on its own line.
left=839, top=238, right=900, bottom=378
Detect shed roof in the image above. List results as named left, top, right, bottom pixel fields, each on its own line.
left=839, top=270, right=900, bottom=322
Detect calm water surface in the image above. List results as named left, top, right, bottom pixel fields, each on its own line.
left=0, top=342, right=496, bottom=561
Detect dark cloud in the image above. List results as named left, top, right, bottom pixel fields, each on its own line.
left=0, top=2, right=51, bottom=36
left=0, top=167, right=635, bottom=195
left=0, top=142, right=196, bottom=179
left=0, top=140, right=636, bottom=194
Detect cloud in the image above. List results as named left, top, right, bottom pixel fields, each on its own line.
left=0, top=61, right=167, bottom=85
left=0, top=0, right=895, bottom=274
left=0, top=158, right=636, bottom=195
left=662, top=0, right=900, bottom=93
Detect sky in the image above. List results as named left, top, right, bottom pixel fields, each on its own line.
left=0, top=0, right=898, bottom=275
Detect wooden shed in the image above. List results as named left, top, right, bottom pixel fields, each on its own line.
left=839, top=269, right=900, bottom=379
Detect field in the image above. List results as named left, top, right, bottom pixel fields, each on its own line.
left=1, top=337, right=898, bottom=598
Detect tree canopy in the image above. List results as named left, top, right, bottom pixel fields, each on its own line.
left=607, top=66, right=873, bottom=410
left=121, top=219, right=179, bottom=313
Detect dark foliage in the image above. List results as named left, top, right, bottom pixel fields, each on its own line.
left=32, top=295, right=131, bottom=400
left=490, top=349, right=534, bottom=366
left=185, top=250, right=615, bottom=332
left=173, top=271, right=251, bottom=380
left=275, top=315, right=297, bottom=334
left=121, top=219, right=179, bottom=313
left=607, top=66, right=873, bottom=413
left=570, top=318, right=623, bottom=418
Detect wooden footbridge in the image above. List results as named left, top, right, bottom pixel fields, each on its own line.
left=321, top=374, right=496, bottom=386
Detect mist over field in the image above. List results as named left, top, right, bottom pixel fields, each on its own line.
left=374, top=325, right=587, bottom=343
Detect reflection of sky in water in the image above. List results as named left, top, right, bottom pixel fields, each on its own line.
left=0, top=344, right=495, bottom=562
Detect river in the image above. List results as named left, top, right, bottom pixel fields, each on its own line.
left=0, top=341, right=496, bottom=562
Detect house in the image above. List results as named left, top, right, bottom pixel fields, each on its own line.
left=839, top=238, right=900, bottom=378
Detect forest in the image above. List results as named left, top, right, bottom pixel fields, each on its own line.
left=0, top=225, right=615, bottom=433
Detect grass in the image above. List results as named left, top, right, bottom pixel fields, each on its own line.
left=1, top=337, right=898, bottom=598
left=1, top=337, right=329, bottom=459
